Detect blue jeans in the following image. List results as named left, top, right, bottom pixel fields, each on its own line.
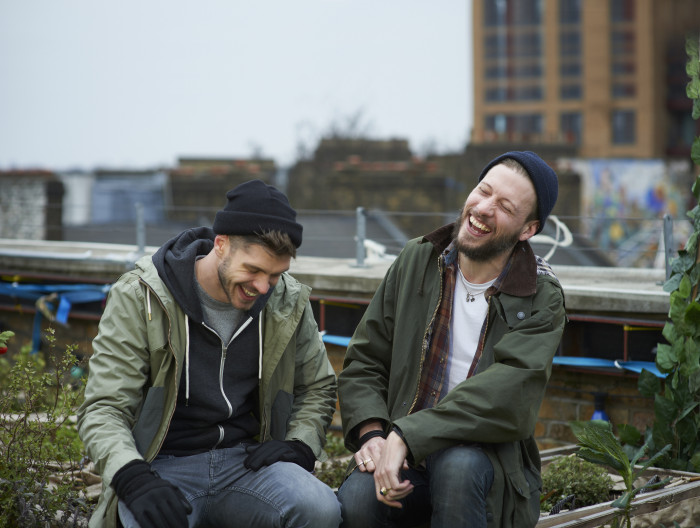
left=337, top=445, right=494, bottom=528
left=118, top=444, right=341, bottom=528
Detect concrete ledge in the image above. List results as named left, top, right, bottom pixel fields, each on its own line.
left=0, top=239, right=670, bottom=316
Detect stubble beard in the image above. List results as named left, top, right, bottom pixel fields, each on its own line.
left=452, top=215, right=521, bottom=262
left=217, top=256, right=236, bottom=306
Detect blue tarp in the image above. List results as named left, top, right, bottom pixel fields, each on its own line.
left=0, top=282, right=111, bottom=353
left=320, top=334, right=666, bottom=378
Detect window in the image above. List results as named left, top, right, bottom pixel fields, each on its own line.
left=513, top=32, right=542, bottom=57
left=611, top=30, right=635, bottom=56
left=560, top=112, right=582, bottom=144
left=612, top=83, right=636, bottom=98
left=612, top=110, right=636, bottom=144
left=559, top=0, right=581, bottom=24
left=611, top=0, right=635, bottom=22
left=485, top=113, right=543, bottom=135
left=485, top=0, right=542, bottom=26
left=560, top=31, right=581, bottom=56
left=486, top=62, right=542, bottom=79
left=560, top=61, right=581, bottom=77
left=560, top=84, right=582, bottom=100
left=611, top=60, right=635, bottom=75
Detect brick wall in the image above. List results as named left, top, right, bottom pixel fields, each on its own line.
left=536, top=367, right=655, bottom=450
left=0, top=299, right=658, bottom=449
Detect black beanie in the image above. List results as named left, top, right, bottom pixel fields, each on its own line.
left=478, top=150, right=558, bottom=234
left=212, top=180, right=303, bottom=248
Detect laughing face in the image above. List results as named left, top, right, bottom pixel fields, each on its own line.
left=453, top=163, right=539, bottom=262
left=216, top=239, right=291, bottom=310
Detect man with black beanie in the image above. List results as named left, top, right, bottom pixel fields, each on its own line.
left=337, top=151, right=567, bottom=528
left=78, top=180, right=341, bottom=527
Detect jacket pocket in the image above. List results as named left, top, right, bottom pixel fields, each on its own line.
left=506, top=466, right=541, bottom=528
left=132, top=386, right=164, bottom=456
left=270, top=390, right=293, bottom=440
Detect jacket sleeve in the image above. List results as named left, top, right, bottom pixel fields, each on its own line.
left=395, top=279, right=566, bottom=464
left=77, top=274, right=152, bottom=485
left=285, top=300, right=338, bottom=459
left=338, top=258, right=400, bottom=451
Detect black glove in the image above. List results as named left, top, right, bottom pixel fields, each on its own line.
left=244, top=440, right=316, bottom=472
left=112, top=459, right=192, bottom=528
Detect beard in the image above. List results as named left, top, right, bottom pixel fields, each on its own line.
left=452, top=215, right=521, bottom=262
left=217, top=254, right=236, bottom=305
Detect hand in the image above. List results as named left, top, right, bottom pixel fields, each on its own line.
left=374, top=431, right=413, bottom=508
left=244, top=439, right=316, bottom=472
left=354, top=435, right=384, bottom=473
left=112, top=459, right=192, bottom=528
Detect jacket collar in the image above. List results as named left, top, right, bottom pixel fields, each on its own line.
left=422, top=223, right=537, bottom=297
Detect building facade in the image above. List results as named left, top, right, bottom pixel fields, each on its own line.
left=471, top=0, right=700, bottom=159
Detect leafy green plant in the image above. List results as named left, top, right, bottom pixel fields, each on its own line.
left=570, top=420, right=671, bottom=528
left=315, top=432, right=352, bottom=489
left=541, top=454, right=613, bottom=512
left=0, top=329, right=92, bottom=527
left=634, top=32, right=700, bottom=473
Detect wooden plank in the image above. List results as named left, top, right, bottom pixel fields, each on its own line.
left=536, top=480, right=700, bottom=527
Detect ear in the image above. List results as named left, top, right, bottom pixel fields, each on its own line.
left=518, top=221, right=539, bottom=242
left=214, top=234, right=228, bottom=256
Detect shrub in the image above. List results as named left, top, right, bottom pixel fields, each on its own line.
left=315, top=432, right=352, bottom=489
left=541, top=454, right=613, bottom=512
left=0, top=329, right=92, bottom=527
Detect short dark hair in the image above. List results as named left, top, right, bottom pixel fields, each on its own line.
left=229, top=231, right=297, bottom=259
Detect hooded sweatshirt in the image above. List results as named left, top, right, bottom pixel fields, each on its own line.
left=152, top=227, right=273, bottom=455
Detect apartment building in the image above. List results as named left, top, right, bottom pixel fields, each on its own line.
left=471, top=0, right=700, bottom=159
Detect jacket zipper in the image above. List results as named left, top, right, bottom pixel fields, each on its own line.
left=204, top=317, right=253, bottom=450
left=407, top=253, right=444, bottom=415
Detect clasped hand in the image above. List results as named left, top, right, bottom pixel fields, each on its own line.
left=355, top=432, right=414, bottom=508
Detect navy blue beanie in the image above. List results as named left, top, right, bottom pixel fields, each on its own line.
left=478, top=151, right=558, bottom=234
left=212, top=180, right=303, bottom=248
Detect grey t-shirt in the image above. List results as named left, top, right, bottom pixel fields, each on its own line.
left=195, top=277, right=245, bottom=343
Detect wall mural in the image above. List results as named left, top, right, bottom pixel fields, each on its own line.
left=566, top=158, right=693, bottom=267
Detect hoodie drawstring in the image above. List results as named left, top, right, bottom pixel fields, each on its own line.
left=185, top=314, right=190, bottom=406
left=258, top=316, right=263, bottom=380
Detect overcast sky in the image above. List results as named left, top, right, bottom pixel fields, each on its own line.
left=0, top=1, right=472, bottom=171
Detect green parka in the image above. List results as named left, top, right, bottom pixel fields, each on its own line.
left=77, top=255, right=337, bottom=528
left=339, top=224, right=566, bottom=527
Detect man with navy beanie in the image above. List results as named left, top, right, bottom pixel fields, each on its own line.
left=79, top=180, right=341, bottom=527
left=338, top=151, right=567, bottom=528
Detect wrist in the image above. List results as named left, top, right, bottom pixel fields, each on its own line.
left=358, top=429, right=387, bottom=447
left=391, top=425, right=408, bottom=448
left=358, top=420, right=384, bottom=439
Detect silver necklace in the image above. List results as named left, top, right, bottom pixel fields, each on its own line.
left=457, top=263, right=478, bottom=303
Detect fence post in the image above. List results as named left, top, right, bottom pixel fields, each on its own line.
left=135, top=202, right=145, bottom=258
left=354, top=206, right=367, bottom=267
left=663, top=213, right=674, bottom=281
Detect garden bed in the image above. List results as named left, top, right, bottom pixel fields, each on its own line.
left=537, top=446, right=700, bottom=527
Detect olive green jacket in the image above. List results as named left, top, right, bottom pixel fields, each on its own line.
left=339, top=224, right=566, bottom=527
left=77, top=255, right=337, bottom=528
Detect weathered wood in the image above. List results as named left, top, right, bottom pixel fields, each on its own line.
left=537, top=479, right=700, bottom=527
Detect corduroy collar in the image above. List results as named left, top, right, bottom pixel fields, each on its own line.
left=421, top=223, right=537, bottom=297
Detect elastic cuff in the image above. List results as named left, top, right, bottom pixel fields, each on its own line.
left=391, top=425, right=408, bottom=447
left=358, top=429, right=387, bottom=447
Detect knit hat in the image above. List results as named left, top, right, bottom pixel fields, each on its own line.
left=212, top=180, right=303, bottom=248
left=478, top=150, right=558, bottom=234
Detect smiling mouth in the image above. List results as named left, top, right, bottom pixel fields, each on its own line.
left=469, top=215, right=492, bottom=234
left=241, top=286, right=259, bottom=299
